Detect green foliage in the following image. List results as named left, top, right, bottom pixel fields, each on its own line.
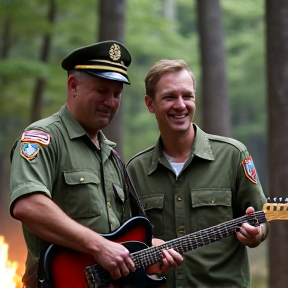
left=0, top=0, right=266, bottom=161
left=221, top=0, right=265, bottom=140
left=0, top=1, right=268, bottom=282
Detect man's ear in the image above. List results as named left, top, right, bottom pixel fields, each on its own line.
left=145, top=95, right=154, bottom=113
left=67, top=75, right=78, bottom=96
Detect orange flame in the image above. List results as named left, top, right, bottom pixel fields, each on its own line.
left=0, top=236, right=23, bottom=288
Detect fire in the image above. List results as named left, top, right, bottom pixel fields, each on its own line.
left=0, top=236, right=23, bottom=288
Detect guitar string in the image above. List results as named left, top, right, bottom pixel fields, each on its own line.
left=87, top=211, right=266, bottom=279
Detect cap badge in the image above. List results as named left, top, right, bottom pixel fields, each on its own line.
left=109, top=44, right=121, bottom=61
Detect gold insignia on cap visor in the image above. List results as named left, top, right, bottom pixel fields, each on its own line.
left=109, top=44, right=121, bottom=61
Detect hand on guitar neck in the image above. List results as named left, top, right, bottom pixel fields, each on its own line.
left=91, top=237, right=183, bottom=280
left=145, top=238, right=184, bottom=275
left=236, top=206, right=269, bottom=248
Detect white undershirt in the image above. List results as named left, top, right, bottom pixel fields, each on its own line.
left=163, top=150, right=186, bottom=177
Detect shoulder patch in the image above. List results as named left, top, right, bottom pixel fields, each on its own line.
left=241, top=155, right=258, bottom=184
left=20, top=142, right=41, bottom=161
left=21, top=130, right=51, bottom=146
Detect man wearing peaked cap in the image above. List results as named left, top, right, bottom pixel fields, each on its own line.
left=9, top=40, right=183, bottom=288
left=61, top=40, right=131, bottom=84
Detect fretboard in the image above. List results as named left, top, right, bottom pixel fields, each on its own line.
left=131, top=211, right=267, bottom=269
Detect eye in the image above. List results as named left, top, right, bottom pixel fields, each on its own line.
left=97, top=89, right=107, bottom=94
left=114, top=91, right=122, bottom=98
left=163, top=95, right=174, bottom=100
left=183, top=94, right=195, bottom=100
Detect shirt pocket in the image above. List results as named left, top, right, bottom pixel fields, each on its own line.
left=63, top=170, right=102, bottom=218
left=140, top=194, right=165, bottom=237
left=191, top=189, right=233, bottom=242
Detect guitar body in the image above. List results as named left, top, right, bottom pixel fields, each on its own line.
left=41, top=198, right=288, bottom=288
left=42, top=216, right=165, bottom=288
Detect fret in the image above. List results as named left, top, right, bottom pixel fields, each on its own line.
left=129, top=211, right=266, bottom=268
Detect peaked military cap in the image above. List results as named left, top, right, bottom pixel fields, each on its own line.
left=61, top=40, right=131, bottom=84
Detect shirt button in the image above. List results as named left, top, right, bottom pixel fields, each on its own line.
left=211, top=198, right=216, bottom=204
left=107, top=202, right=112, bottom=208
left=177, top=226, right=185, bottom=236
left=176, top=195, right=182, bottom=202
left=80, top=177, right=85, bottom=183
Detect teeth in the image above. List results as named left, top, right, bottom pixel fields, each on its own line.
left=174, top=115, right=186, bottom=119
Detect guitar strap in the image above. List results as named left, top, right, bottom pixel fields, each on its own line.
left=112, top=149, right=148, bottom=219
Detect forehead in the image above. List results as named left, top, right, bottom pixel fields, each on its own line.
left=155, top=70, right=195, bottom=94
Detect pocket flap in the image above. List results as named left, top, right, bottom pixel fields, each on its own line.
left=113, top=184, right=125, bottom=203
left=140, top=194, right=164, bottom=210
left=63, top=170, right=100, bottom=185
left=191, top=189, right=231, bottom=208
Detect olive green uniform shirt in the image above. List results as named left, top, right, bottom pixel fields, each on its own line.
left=10, top=105, right=131, bottom=286
left=127, top=124, right=266, bottom=288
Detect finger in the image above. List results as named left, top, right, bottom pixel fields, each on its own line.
left=111, top=268, right=122, bottom=280
left=165, top=249, right=184, bottom=265
left=159, top=257, right=171, bottom=272
left=245, top=206, right=255, bottom=215
left=119, top=263, right=130, bottom=277
left=162, top=249, right=175, bottom=268
left=125, top=258, right=136, bottom=272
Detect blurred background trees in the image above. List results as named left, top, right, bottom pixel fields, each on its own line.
left=1, top=0, right=288, bottom=287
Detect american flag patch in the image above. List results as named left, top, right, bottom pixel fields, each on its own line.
left=21, top=130, right=51, bottom=146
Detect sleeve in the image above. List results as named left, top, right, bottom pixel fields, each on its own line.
left=233, top=149, right=267, bottom=218
left=9, top=128, right=58, bottom=216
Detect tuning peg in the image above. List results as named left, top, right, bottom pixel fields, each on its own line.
left=267, top=197, right=271, bottom=203
left=274, top=197, right=278, bottom=203
left=281, top=197, right=287, bottom=203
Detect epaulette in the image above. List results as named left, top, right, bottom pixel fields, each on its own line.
left=127, top=145, right=155, bottom=165
left=206, top=133, right=247, bottom=152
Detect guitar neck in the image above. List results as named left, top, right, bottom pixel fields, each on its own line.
left=131, top=211, right=267, bottom=268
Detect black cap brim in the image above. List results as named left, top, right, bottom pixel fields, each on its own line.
left=84, top=70, right=130, bottom=85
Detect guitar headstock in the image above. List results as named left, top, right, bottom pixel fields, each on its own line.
left=263, top=197, right=288, bottom=222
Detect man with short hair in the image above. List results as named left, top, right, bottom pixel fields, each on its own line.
left=10, top=43, right=183, bottom=288
left=127, top=59, right=269, bottom=288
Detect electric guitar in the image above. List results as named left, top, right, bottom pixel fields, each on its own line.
left=41, top=197, right=288, bottom=288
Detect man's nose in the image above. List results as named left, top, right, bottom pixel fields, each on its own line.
left=104, top=94, right=115, bottom=107
left=174, top=97, right=186, bottom=108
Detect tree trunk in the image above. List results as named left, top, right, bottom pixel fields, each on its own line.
left=30, top=0, right=57, bottom=123
left=266, top=1, right=288, bottom=287
left=98, top=0, right=126, bottom=156
left=196, top=0, right=231, bottom=136
left=163, top=0, right=176, bottom=20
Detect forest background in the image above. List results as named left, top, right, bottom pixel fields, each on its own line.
left=0, top=0, right=287, bottom=287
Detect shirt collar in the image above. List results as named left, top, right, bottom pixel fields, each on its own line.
left=148, top=124, right=214, bottom=174
left=58, top=105, right=116, bottom=157
left=59, top=105, right=86, bottom=139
